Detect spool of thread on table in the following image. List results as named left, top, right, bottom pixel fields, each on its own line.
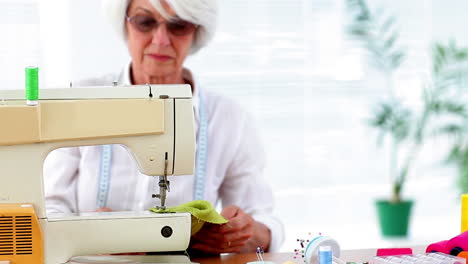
left=25, top=66, right=39, bottom=106
left=462, top=194, right=468, bottom=233
left=304, top=236, right=340, bottom=264
left=319, top=246, right=333, bottom=264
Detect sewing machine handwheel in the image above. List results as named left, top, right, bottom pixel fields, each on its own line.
left=161, top=226, right=173, bottom=238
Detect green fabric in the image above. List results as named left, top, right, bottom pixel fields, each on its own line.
left=150, top=200, right=228, bottom=235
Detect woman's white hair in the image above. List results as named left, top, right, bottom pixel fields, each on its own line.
left=102, top=0, right=218, bottom=54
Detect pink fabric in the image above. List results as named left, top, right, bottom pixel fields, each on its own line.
left=376, top=248, right=413, bottom=256
left=426, top=240, right=450, bottom=253
left=447, top=232, right=468, bottom=252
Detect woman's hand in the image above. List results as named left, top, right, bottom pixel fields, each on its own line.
left=190, top=205, right=271, bottom=255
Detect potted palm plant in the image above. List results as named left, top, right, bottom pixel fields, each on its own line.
left=430, top=41, right=468, bottom=193
left=346, top=0, right=413, bottom=236
left=372, top=42, right=468, bottom=236
left=346, top=0, right=468, bottom=236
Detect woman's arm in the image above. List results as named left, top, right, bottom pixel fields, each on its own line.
left=219, top=110, right=284, bottom=252
left=190, top=105, right=283, bottom=254
left=43, top=147, right=81, bottom=214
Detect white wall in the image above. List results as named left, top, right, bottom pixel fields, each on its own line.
left=68, top=0, right=128, bottom=83
left=0, top=0, right=40, bottom=90
left=38, top=0, right=71, bottom=87
left=37, top=0, right=128, bottom=88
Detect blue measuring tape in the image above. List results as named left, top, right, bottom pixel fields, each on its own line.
left=96, top=90, right=208, bottom=208
left=193, top=90, right=208, bottom=201
left=97, top=144, right=113, bottom=208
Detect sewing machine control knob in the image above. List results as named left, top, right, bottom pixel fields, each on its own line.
left=161, top=226, right=173, bottom=238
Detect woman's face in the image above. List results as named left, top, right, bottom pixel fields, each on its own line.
left=126, top=0, right=195, bottom=83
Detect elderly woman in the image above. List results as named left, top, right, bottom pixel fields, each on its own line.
left=44, top=0, right=284, bottom=255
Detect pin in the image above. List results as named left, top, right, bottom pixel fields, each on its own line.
left=256, top=246, right=265, bottom=263
left=295, top=237, right=308, bottom=263
left=297, top=239, right=306, bottom=248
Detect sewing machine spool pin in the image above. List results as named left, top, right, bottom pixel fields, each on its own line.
left=148, top=85, right=153, bottom=98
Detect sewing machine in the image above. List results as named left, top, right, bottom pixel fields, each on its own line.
left=0, top=85, right=196, bottom=264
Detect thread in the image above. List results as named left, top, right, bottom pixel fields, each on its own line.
left=25, top=66, right=39, bottom=106
left=304, top=236, right=340, bottom=264
left=319, top=246, right=332, bottom=264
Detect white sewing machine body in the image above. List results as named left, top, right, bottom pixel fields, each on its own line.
left=0, top=85, right=196, bottom=264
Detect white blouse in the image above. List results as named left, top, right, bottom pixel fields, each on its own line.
left=44, top=63, right=284, bottom=251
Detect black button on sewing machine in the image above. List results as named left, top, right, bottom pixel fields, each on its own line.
left=161, top=226, right=173, bottom=238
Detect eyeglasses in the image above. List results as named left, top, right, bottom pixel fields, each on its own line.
left=126, top=15, right=198, bottom=36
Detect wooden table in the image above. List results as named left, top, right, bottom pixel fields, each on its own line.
left=192, top=252, right=294, bottom=264
left=64, top=247, right=425, bottom=263
left=192, top=247, right=425, bottom=264
left=63, top=247, right=425, bottom=264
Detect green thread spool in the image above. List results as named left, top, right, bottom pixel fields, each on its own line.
left=25, top=66, right=39, bottom=106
